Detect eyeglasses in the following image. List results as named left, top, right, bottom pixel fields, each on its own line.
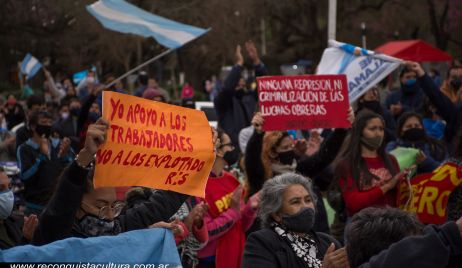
left=81, top=201, right=125, bottom=220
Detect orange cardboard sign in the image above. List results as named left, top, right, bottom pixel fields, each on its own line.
left=93, top=92, right=215, bottom=198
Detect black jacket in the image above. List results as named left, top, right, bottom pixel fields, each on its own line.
left=17, top=139, right=74, bottom=207
left=357, top=222, right=462, bottom=268
left=417, top=74, right=461, bottom=143
left=32, top=161, right=188, bottom=245
left=0, top=216, right=23, bottom=249
left=214, top=64, right=267, bottom=151
left=53, top=116, right=80, bottom=152
left=242, top=228, right=341, bottom=268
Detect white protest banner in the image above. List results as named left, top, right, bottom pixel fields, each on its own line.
left=317, top=40, right=402, bottom=103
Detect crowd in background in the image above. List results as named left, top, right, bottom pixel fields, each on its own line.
left=1, top=41, right=462, bottom=268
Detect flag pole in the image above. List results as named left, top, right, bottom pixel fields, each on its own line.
left=328, top=0, right=337, bottom=44
left=105, top=48, right=175, bottom=89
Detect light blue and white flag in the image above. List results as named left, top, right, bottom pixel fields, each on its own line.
left=87, top=0, right=210, bottom=49
left=317, top=40, right=402, bottom=103
left=20, top=53, right=42, bottom=80
left=1, top=228, right=181, bottom=264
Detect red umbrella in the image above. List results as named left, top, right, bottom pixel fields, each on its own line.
left=375, top=39, right=452, bottom=62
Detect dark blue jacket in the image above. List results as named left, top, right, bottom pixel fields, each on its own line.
left=385, top=139, right=448, bottom=174
left=385, top=86, right=425, bottom=117
left=417, top=74, right=462, bottom=143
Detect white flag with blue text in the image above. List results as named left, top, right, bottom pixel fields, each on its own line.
left=317, top=40, right=402, bottom=103
left=20, top=53, right=42, bottom=80
left=87, top=0, right=210, bottom=49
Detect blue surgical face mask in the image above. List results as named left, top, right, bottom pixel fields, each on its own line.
left=51, top=137, right=60, bottom=148
left=0, top=190, right=14, bottom=219
left=404, top=79, right=417, bottom=87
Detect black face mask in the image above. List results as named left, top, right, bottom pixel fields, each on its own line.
left=450, top=78, right=462, bottom=91
left=77, top=214, right=121, bottom=237
left=36, top=125, right=51, bottom=138
left=401, top=83, right=417, bottom=94
left=402, top=128, right=426, bottom=142
left=88, top=112, right=100, bottom=123
left=70, top=107, right=81, bottom=117
left=223, top=149, right=239, bottom=167
left=281, top=207, right=316, bottom=233
left=359, top=100, right=383, bottom=114
left=277, top=150, right=296, bottom=165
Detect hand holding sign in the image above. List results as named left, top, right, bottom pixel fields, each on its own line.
left=78, top=118, right=109, bottom=167
left=347, top=106, right=355, bottom=125
left=251, top=112, right=264, bottom=134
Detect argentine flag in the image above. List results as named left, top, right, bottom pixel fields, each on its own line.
left=87, top=0, right=210, bottom=49
left=317, top=40, right=402, bottom=103
left=20, top=53, right=42, bottom=80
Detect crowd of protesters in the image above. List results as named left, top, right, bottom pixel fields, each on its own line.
left=0, top=40, right=462, bottom=268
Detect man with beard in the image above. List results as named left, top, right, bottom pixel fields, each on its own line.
left=441, top=66, right=462, bottom=104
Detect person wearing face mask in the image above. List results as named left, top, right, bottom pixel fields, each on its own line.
left=244, top=109, right=354, bottom=235
left=54, top=99, right=82, bottom=152
left=197, top=128, right=260, bottom=268
left=386, top=112, right=448, bottom=174
left=243, top=173, right=349, bottom=268
left=0, top=167, right=20, bottom=249
left=441, top=66, right=462, bottom=104
left=17, top=111, right=74, bottom=216
left=356, top=87, right=397, bottom=143
left=75, top=84, right=103, bottom=151
left=0, top=166, right=39, bottom=249
left=333, top=110, right=407, bottom=219
left=32, top=118, right=188, bottom=246
left=14, top=95, right=45, bottom=152
left=385, top=67, right=425, bottom=119
left=261, top=132, right=298, bottom=180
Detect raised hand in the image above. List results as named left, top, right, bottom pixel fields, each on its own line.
left=245, top=40, right=260, bottom=65
left=235, top=45, right=244, bottom=66
left=77, top=118, right=108, bottom=167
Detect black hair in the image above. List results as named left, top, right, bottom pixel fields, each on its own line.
left=447, top=65, right=462, bottom=78
left=28, top=110, right=53, bottom=128
left=138, top=73, right=148, bottom=86
left=334, top=110, right=398, bottom=190
left=346, top=207, right=423, bottom=267
left=58, top=102, right=69, bottom=111
left=26, top=95, right=44, bottom=110
left=396, top=111, right=446, bottom=161
left=399, top=66, right=417, bottom=79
